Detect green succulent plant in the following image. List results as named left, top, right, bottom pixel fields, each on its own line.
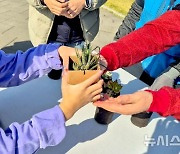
left=107, top=80, right=122, bottom=96
left=101, top=71, right=112, bottom=81
left=102, top=71, right=122, bottom=97
left=72, top=43, right=99, bottom=71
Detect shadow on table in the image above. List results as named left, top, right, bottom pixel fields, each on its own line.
left=146, top=113, right=161, bottom=125
left=121, top=78, right=148, bottom=94
left=112, top=71, right=148, bottom=94
left=0, top=76, right=61, bottom=129
left=1, top=41, right=33, bottom=53
left=145, top=117, right=180, bottom=154
left=39, top=118, right=108, bottom=154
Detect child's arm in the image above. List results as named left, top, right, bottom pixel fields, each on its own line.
left=100, top=10, right=180, bottom=71
left=0, top=70, right=103, bottom=153
left=0, top=106, right=66, bottom=153
left=0, top=43, right=62, bottom=87
left=93, top=87, right=180, bottom=120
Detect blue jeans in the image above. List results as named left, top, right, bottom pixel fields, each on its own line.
left=50, top=41, right=85, bottom=49
left=65, top=41, right=84, bottom=49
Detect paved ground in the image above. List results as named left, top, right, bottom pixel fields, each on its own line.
left=0, top=0, right=31, bottom=53
left=0, top=0, right=142, bottom=78
left=0, top=0, right=121, bottom=51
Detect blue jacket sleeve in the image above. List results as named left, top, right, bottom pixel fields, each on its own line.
left=0, top=43, right=62, bottom=87
left=0, top=106, right=66, bottom=154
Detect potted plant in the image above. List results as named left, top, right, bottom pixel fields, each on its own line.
left=94, top=71, right=122, bottom=125
left=67, top=43, right=100, bottom=85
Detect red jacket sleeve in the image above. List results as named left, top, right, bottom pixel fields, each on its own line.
left=146, top=87, right=180, bottom=120
left=100, top=10, right=180, bottom=71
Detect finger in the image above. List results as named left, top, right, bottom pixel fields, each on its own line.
left=61, top=68, right=68, bottom=88
left=92, top=94, right=101, bottom=102
left=67, top=9, right=76, bottom=17
left=94, top=99, right=139, bottom=115
left=52, top=11, right=61, bottom=16
left=53, top=1, right=68, bottom=8
left=59, top=47, right=76, bottom=69
left=63, top=13, right=74, bottom=19
left=82, top=71, right=103, bottom=87
left=97, top=94, right=112, bottom=101
left=67, top=9, right=73, bottom=14
left=52, top=7, right=68, bottom=15
left=69, top=13, right=75, bottom=18
left=63, top=58, right=69, bottom=69
left=65, top=46, right=77, bottom=56
left=91, top=88, right=103, bottom=97
left=52, top=10, right=64, bottom=16
left=57, top=0, right=66, bottom=3
left=88, top=79, right=103, bottom=93
left=93, top=101, right=133, bottom=114
left=51, top=8, right=64, bottom=15
left=99, top=95, right=132, bottom=105
left=115, top=94, right=133, bottom=105
left=93, top=101, right=120, bottom=113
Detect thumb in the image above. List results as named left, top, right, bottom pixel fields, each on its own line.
left=83, top=70, right=103, bottom=87
left=62, top=68, right=69, bottom=88
left=57, top=0, right=66, bottom=3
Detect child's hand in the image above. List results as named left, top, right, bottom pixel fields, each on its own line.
left=44, top=0, right=68, bottom=16
left=58, top=46, right=76, bottom=68
left=65, top=0, right=85, bottom=18
left=59, top=69, right=103, bottom=120
left=99, top=55, right=108, bottom=71
left=93, top=91, right=153, bottom=115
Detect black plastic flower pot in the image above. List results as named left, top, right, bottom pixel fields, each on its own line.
left=94, top=92, right=120, bottom=125
left=94, top=107, right=114, bottom=125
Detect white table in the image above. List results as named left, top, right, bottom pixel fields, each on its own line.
left=0, top=69, right=179, bottom=154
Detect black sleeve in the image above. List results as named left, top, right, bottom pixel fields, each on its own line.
left=172, top=4, right=180, bottom=10
left=136, top=0, right=144, bottom=7
left=114, top=1, right=144, bottom=41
